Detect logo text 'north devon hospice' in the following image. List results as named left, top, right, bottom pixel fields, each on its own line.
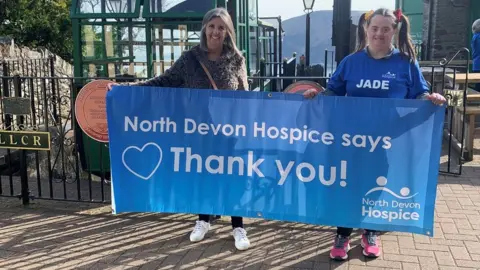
left=362, top=176, right=421, bottom=222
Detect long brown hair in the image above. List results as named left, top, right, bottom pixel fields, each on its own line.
left=200, top=8, right=242, bottom=57
left=356, top=8, right=416, bottom=61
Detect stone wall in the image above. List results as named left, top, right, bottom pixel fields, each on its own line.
left=423, top=0, right=471, bottom=60
left=0, top=42, right=73, bottom=77
left=0, top=41, right=79, bottom=180
left=0, top=41, right=74, bottom=123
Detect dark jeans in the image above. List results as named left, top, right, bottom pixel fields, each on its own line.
left=337, top=227, right=377, bottom=237
left=198, top=214, right=243, bottom=229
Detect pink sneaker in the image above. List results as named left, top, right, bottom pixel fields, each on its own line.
left=329, top=235, right=350, bottom=261
left=361, top=232, right=381, bottom=258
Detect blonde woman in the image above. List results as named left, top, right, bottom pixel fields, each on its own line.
left=108, top=8, right=250, bottom=251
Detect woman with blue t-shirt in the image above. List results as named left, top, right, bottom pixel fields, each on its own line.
left=303, top=8, right=446, bottom=261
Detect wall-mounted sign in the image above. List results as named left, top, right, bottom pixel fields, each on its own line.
left=2, top=97, right=31, bottom=115
left=0, top=130, right=51, bottom=151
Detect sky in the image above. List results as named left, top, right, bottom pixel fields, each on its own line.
left=258, top=0, right=396, bottom=20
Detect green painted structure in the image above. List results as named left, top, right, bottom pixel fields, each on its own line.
left=395, top=0, right=424, bottom=43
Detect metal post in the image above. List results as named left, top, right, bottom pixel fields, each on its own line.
left=20, top=148, right=29, bottom=205
left=281, top=58, right=288, bottom=89
left=2, top=62, right=11, bottom=130
left=324, top=49, right=328, bottom=76
left=13, top=76, right=29, bottom=205
left=49, top=56, right=59, bottom=123
left=278, top=16, right=283, bottom=68
left=332, top=0, right=352, bottom=64
left=273, top=29, right=278, bottom=91
left=305, top=12, right=311, bottom=67
left=260, top=58, right=266, bottom=91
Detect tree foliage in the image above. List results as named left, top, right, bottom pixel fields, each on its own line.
left=0, top=0, right=73, bottom=62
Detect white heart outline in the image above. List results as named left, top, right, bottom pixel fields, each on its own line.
left=122, top=142, right=163, bottom=180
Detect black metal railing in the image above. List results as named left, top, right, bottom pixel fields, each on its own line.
left=420, top=48, right=471, bottom=175
left=0, top=48, right=471, bottom=205
left=1, top=56, right=55, bottom=77
left=0, top=75, right=110, bottom=204
left=250, top=53, right=297, bottom=92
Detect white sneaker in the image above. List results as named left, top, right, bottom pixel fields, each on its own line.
left=232, top=227, right=250, bottom=251
left=190, top=220, right=210, bottom=242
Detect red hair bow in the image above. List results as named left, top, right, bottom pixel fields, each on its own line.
left=393, top=9, right=403, bottom=22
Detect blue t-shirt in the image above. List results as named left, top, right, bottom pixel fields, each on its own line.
left=327, top=48, right=429, bottom=99
left=472, top=33, right=480, bottom=71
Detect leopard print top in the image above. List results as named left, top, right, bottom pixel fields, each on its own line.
left=132, top=45, right=249, bottom=91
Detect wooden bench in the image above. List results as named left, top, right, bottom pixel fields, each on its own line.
left=452, top=105, right=480, bottom=161
left=447, top=87, right=480, bottom=161
left=445, top=73, right=480, bottom=83
left=434, top=74, right=480, bottom=161
left=445, top=73, right=480, bottom=91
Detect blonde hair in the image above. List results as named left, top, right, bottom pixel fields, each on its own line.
left=473, top=19, right=480, bottom=34
left=200, top=8, right=242, bottom=57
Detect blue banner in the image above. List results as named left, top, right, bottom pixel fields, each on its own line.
left=106, top=86, right=445, bottom=236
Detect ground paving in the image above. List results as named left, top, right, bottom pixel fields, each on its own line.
left=1, top=143, right=480, bottom=269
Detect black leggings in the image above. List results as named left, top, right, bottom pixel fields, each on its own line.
left=337, top=227, right=377, bottom=237
left=198, top=215, right=243, bottom=229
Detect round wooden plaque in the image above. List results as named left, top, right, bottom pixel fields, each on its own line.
left=74, top=80, right=113, bottom=143
left=284, top=80, right=324, bottom=94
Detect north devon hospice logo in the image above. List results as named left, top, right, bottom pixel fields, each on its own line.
left=362, top=176, right=421, bottom=222
left=382, top=72, right=396, bottom=79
